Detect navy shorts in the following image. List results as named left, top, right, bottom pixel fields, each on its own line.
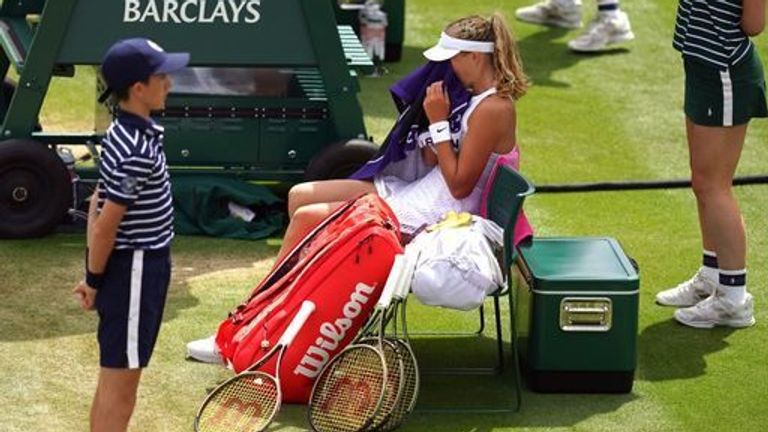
left=95, top=248, right=171, bottom=369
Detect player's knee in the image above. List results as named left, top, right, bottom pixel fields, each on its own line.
left=292, top=205, right=315, bottom=224
left=293, top=204, right=327, bottom=229
left=288, top=183, right=312, bottom=217
left=691, top=172, right=728, bottom=200
left=95, top=386, right=136, bottom=422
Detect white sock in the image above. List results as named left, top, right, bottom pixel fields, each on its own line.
left=700, top=265, right=718, bottom=283
left=700, top=250, right=718, bottom=282
left=597, top=0, right=620, bottom=17
left=719, top=269, right=747, bottom=304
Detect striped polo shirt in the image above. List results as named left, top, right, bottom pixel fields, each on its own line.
left=97, top=110, right=174, bottom=250
left=673, top=0, right=752, bottom=69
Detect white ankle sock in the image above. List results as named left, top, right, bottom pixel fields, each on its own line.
left=597, top=0, right=619, bottom=18
left=700, top=266, right=718, bottom=283
left=701, top=250, right=718, bottom=282
left=720, top=286, right=747, bottom=304
left=719, top=269, right=747, bottom=304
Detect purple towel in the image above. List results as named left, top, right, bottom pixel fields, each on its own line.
left=350, top=62, right=472, bottom=180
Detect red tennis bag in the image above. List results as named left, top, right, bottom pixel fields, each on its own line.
left=215, top=193, right=403, bottom=403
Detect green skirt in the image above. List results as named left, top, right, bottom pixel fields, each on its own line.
left=684, top=48, right=768, bottom=127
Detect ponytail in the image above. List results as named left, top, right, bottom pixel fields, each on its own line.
left=489, top=12, right=529, bottom=100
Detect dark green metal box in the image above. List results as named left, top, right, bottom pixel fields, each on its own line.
left=513, top=237, right=639, bottom=393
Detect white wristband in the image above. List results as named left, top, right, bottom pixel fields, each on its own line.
left=428, top=121, right=451, bottom=145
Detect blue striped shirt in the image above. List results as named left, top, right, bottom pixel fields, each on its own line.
left=674, top=0, right=752, bottom=69
left=97, top=110, right=174, bottom=250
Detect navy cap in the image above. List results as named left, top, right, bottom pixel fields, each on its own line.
left=99, top=38, right=190, bottom=103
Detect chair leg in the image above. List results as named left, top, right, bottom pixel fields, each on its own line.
left=416, top=295, right=519, bottom=413
left=493, top=294, right=505, bottom=374
left=508, top=285, right=523, bottom=412
left=414, top=293, right=522, bottom=413
left=418, top=296, right=504, bottom=376
left=477, top=304, right=486, bottom=335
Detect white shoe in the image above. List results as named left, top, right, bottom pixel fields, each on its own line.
left=186, top=335, right=225, bottom=365
left=515, top=0, right=582, bottom=29
left=567, top=11, right=635, bottom=52
left=675, top=292, right=756, bottom=329
left=656, top=270, right=717, bottom=307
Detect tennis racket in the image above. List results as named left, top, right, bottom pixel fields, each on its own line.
left=308, top=255, right=404, bottom=432
left=360, top=256, right=408, bottom=431
left=379, top=246, right=421, bottom=431
left=195, top=300, right=316, bottom=432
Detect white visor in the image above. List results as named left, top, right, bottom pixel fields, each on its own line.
left=423, top=32, right=495, bottom=62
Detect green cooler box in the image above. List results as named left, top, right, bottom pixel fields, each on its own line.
left=513, top=237, right=639, bottom=393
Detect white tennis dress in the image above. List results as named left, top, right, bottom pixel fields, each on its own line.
left=374, top=88, right=504, bottom=234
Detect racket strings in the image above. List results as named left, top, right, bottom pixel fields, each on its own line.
left=197, top=373, right=279, bottom=432
left=395, top=299, right=419, bottom=403
left=309, top=347, right=386, bottom=432
left=379, top=341, right=419, bottom=431
left=367, top=340, right=403, bottom=430
left=376, top=293, right=419, bottom=431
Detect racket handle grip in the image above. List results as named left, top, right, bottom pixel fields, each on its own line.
left=396, top=248, right=417, bottom=300
left=379, top=254, right=404, bottom=309
left=279, top=300, right=316, bottom=347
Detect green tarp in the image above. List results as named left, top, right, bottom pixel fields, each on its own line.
left=172, top=176, right=285, bottom=240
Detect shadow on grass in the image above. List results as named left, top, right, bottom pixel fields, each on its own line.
left=516, top=27, right=631, bottom=88
left=637, top=318, right=735, bottom=381
left=0, top=271, right=201, bottom=342
left=0, top=234, right=279, bottom=342
left=313, top=335, right=633, bottom=431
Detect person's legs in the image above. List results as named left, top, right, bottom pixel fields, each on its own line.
left=91, top=368, right=142, bottom=432
left=656, top=119, right=725, bottom=307
left=687, top=119, right=746, bottom=272
left=515, top=0, right=582, bottom=29
left=687, top=119, right=726, bottom=261
left=276, top=201, right=346, bottom=262
left=287, top=179, right=375, bottom=218
left=567, top=0, right=634, bottom=52
left=673, top=118, right=755, bottom=328
left=90, top=249, right=169, bottom=430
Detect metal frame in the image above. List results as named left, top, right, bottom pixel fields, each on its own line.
left=410, top=166, right=534, bottom=413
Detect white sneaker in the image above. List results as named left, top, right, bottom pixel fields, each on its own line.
left=567, top=11, right=635, bottom=52
left=675, top=292, right=756, bottom=329
left=186, top=335, right=225, bottom=365
left=515, top=0, right=582, bottom=29
left=656, top=270, right=717, bottom=307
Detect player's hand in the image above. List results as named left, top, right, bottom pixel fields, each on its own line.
left=423, top=81, right=451, bottom=124
left=73, top=280, right=97, bottom=311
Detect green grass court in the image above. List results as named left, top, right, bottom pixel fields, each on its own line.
left=1, top=1, right=767, bottom=431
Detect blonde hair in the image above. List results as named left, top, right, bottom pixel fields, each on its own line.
left=444, top=12, right=529, bottom=100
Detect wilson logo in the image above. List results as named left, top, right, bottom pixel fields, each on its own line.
left=293, top=282, right=376, bottom=378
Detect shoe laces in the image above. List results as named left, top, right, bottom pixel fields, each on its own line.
left=695, top=290, right=718, bottom=307
left=583, top=15, right=613, bottom=36
left=677, top=271, right=710, bottom=294
left=537, top=0, right=574, bottom=14
left=537, top=0, right=558, bottom=13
